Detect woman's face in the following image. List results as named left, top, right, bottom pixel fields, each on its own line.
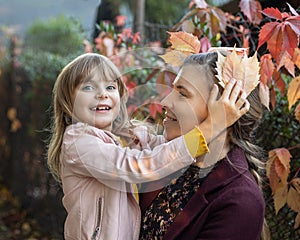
left=161, top=64, right=211, bottom=141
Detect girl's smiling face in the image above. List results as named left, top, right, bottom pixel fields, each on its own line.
left=72, top=73, right=121, bottom=131
left=161, top=64, right=211, bottom=141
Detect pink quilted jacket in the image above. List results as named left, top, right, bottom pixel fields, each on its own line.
left=60, top=122, right=195, bottom=240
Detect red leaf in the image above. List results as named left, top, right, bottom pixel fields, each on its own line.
left=189, top=0, right=208, bottom=9
left=287, top=3, right=299, bottom=16
left=268, top=148, right=292, bottom=186
left=258, top=22, right=278, bottom=49
left=267, top=24, right=283, bottom=63
left=270, top=85, right=276, bottom=109
left=115, top=15, right=127, bottom=26
left=261, top=7, right=283, bottom=21
left=286, top=16, right=300, bottom=36
left=239, top=0, right=262, bottom=24
left=259, top=54, right=274, bottom=86
left=277, top=51, right=295, bottom=77
left=282, top=23, right=299, bottom=57
left=148, top=103, right=163, bottom=118
left=200, top=37, right=211, bottom=52
left=273, top=69, right=286, bottom=96
left=211, top=7, right=228, bottom=32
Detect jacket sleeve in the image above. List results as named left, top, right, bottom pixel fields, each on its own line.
left=63, top=129, right=195, bottom=184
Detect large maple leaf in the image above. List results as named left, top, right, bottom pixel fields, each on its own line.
left=258, top=5, right=300, bottom=63
left=215, top=49, right=260, bottom=96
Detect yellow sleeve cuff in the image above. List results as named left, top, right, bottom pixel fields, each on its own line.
left=183, top=126, right=209, bottom=158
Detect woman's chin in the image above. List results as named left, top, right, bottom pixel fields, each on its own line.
left=163, top=129, right=181, bottom=141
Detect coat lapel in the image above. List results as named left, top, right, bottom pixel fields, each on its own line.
left=163, top=146, right=249, bottom=239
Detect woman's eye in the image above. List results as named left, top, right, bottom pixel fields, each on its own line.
left=179, top=91, right=187, bottom=97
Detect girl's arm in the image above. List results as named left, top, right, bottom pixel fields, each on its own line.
left=62, top=124, right=206, bottom=184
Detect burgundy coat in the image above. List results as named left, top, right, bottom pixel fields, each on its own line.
left=139, top=146, right=265, bottom=240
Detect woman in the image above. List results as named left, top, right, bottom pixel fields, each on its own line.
left=139, top=52, right=268, bottom=240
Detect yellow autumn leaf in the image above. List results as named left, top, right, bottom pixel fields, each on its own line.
left=259, top=82, right=270, bottom=111
left=287, top=76, right=300, bottom=110
left=287, top=182, right=300, bottom=212
left=160, top=49, right=192, bottom=67
left=215, top=49, right=260, bottom=95
left=295, top=103, right=300, bottom=123
left=266, top=151, right=280, bottom=193
left=273, top=182, right=288, bottom=214
left=223, top=50, right=244, bottom=84
left=167, top=31, right=201, bottom=53
left=243, top=52, right=260, bottom=95
left=293, top=48, right=300, bottom=70
left=274, top=148, right=291, bottom=183
left=266, top=148, right=292, bottom=193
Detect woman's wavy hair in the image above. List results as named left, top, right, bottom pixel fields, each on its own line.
left=47, top=53, right=129, bottom=182
left=183, top=52, right=270, bottom=240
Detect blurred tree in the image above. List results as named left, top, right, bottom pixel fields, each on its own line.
left=24, top=14, right=84, bottom=56
left=92, top=0, right=120, bottom=40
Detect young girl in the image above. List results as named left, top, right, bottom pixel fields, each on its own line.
left=47, top=53, right=248, bottom=240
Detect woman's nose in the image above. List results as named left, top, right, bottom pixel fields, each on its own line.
left=161, top=92, right=172, bottom=108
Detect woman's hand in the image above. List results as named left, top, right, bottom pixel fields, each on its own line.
left=199, top=78, right=250, bottom=143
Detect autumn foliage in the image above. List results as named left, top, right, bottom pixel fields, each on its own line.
left=1, top=0, right=300, bottom=238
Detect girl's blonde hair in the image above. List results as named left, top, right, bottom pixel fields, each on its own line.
left=47, top=53, right=129, bottom=182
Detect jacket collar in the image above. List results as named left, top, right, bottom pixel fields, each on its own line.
left=163, top=145, right=250, bottom=239
left=201, top=145, right=249, bottom=194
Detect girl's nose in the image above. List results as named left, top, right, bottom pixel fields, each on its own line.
left=96, top=90, right=108, bottom=99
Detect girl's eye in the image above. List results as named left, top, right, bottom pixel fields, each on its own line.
left=107, top=85, right=116, bottom=91
left=82, top=85, right=94, bottom=91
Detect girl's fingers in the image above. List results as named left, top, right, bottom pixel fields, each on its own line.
left=222, top=78, right=237, bottom=100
